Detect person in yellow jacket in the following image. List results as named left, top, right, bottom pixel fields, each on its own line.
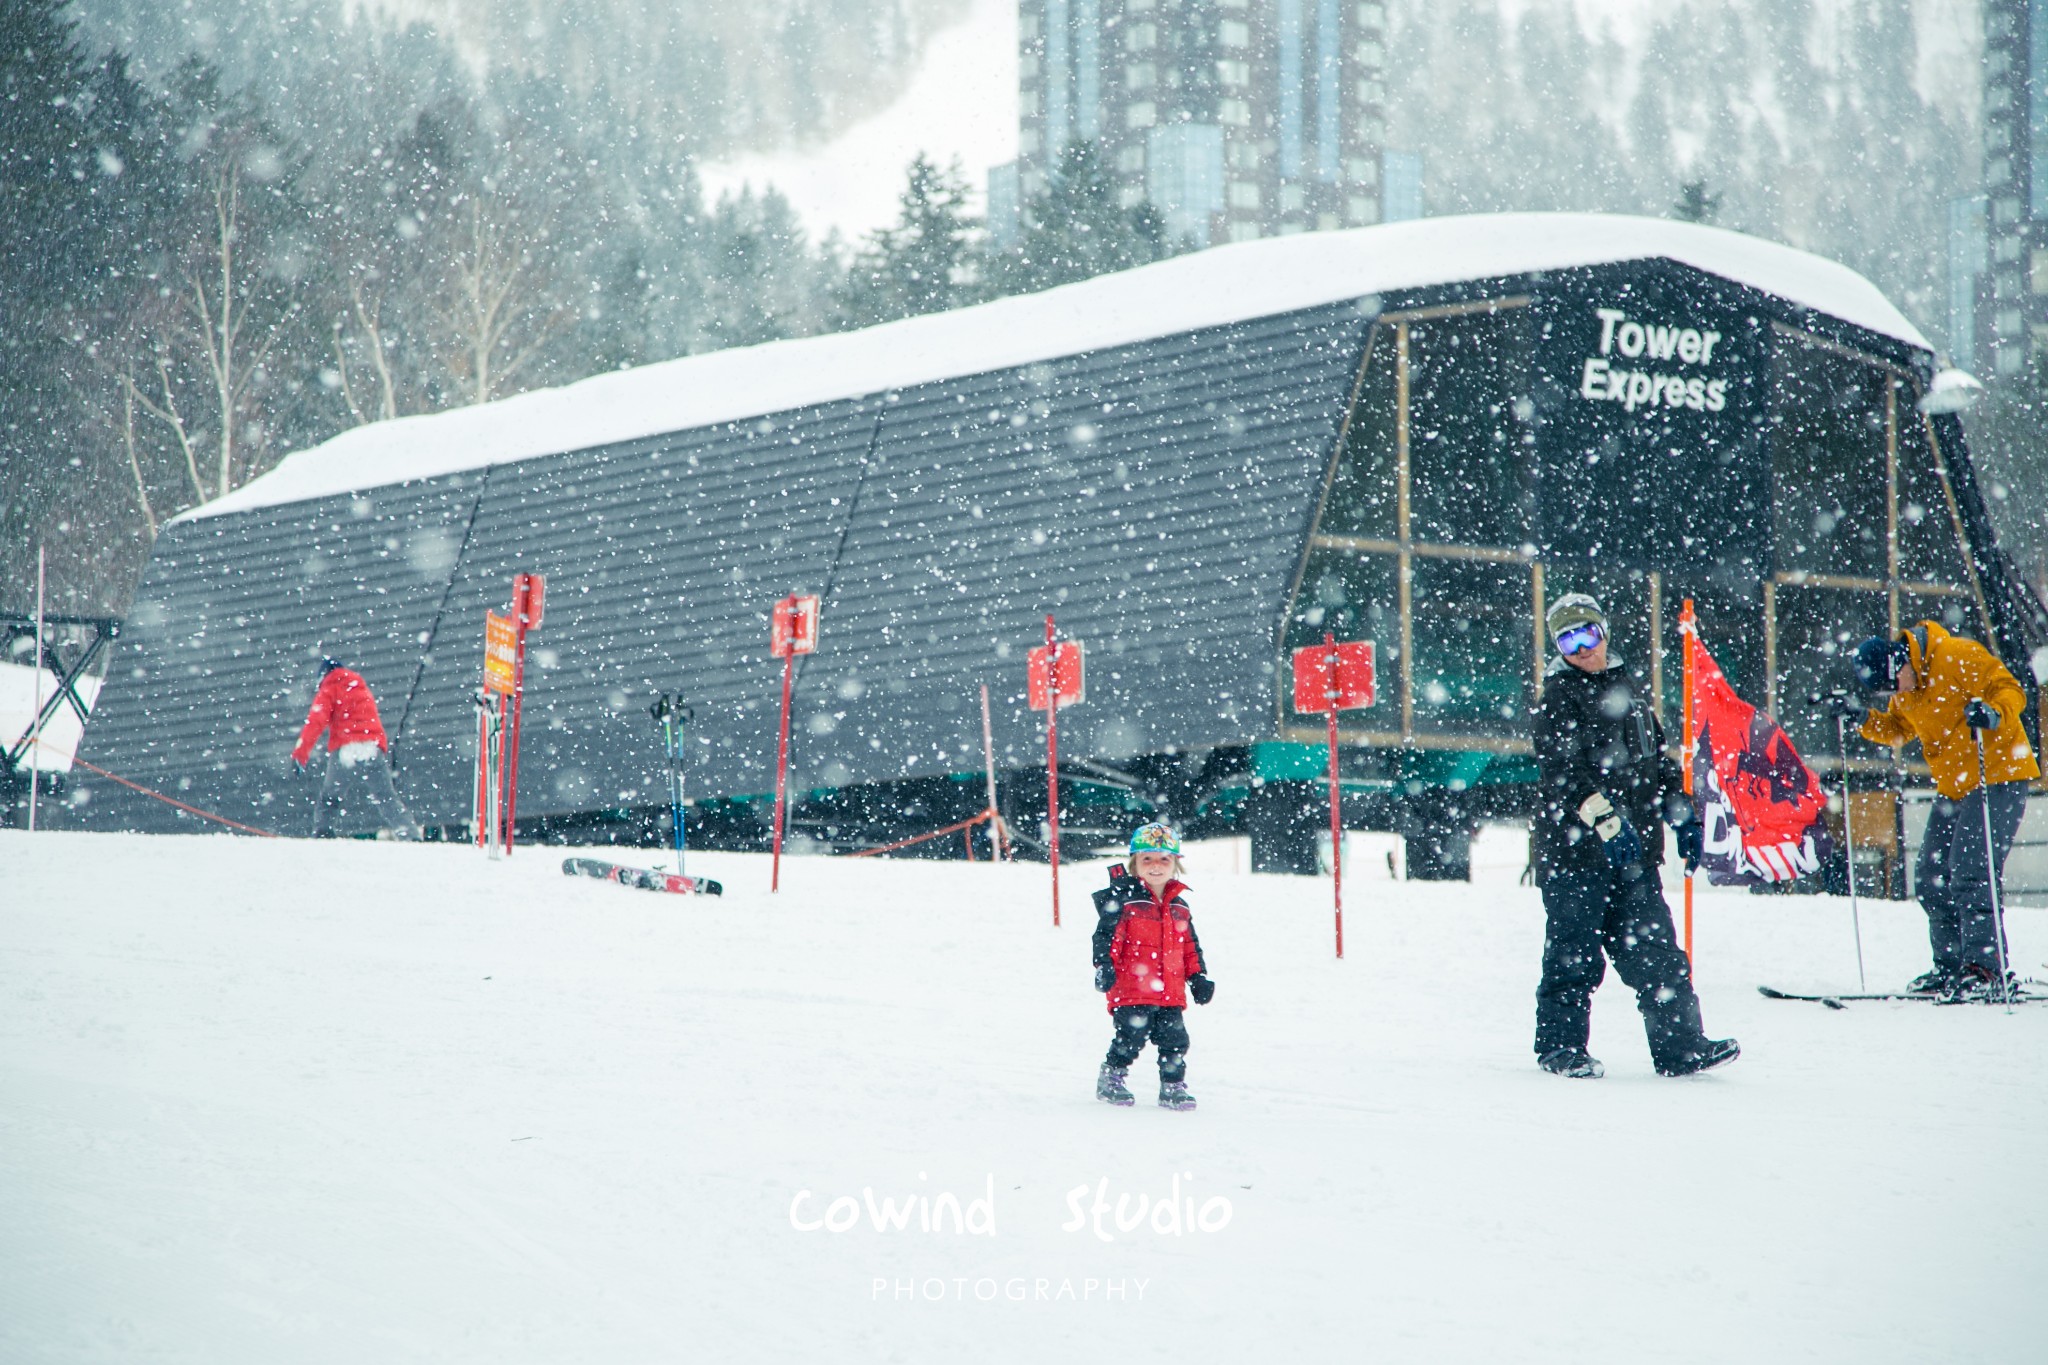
left=1844, top=621, right=2039, bottom=1001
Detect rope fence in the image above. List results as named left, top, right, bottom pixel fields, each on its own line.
left=24, top=733, right=1028, bottom=859
left=842, top=807, right=1008, bottom=860
left=19, top=734, right=281, bottom=838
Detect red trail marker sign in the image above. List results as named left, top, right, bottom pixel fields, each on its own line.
left=1027, top=619, right=1083, bottom=927
left=1291, top=634, right=1374, bottom=958
left=769, top=593, right=821, bottom=892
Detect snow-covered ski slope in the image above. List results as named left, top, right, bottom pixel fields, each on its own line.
left=4, top=828, right=2041, bottom=1363
left=183, top=214, right=1931, bottom=523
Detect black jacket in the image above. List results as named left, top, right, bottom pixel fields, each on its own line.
left=1532, top=653, right=1691, bottom=886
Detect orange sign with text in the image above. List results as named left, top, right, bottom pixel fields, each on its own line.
left=483, top=611, right=517, bottom=695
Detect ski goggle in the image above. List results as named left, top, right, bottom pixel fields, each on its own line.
left=1554, top=622, right=1605, bottom=656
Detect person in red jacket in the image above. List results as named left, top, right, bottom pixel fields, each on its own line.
left=292, top=658, right=420, bottom=839
left=1092, top=822, right=1215, bottom=1111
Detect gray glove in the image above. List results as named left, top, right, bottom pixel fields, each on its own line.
left=1825, top=694, right=1864, bottom=722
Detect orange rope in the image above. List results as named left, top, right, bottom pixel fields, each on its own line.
left=28, top=735, right=281, bottom=838
left=843, top=808, right=994, bottom=858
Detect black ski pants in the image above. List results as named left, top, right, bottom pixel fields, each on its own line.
left=1915, top=781, right=2027, bottom=976
left=1105, top=1006, right=1189, bottom=1082
left=314, top=750, right=420, bottom=839
left=1536, top=865, right=1709, bottom=1072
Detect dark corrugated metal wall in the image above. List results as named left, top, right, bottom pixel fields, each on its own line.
left=67, top=302, right=1368, bottom=834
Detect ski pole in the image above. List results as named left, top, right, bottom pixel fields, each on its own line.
left=1837, top=714, right=1867, bottom=992
left=652, top=694, right=688, bottom=879
left=672, top=701, right=692, bottom=880
left=1972, top=727, right=2014, bottom=1013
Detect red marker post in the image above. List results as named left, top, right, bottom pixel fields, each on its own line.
left=1027, top=617, right=1085, bottom=927
left=1680, top=598, right=1698, bottom=963
left=769, top=592, right=821, bottom=892
left=1291, top=632, right=1375, bottom=958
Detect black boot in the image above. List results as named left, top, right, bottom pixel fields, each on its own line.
left=1658, top=1039, right=1740, bottom=1077
left=1907, top=967, right=1957, bottom=996
left=1158, top=1079, right=1197, bottom=1111
left=1096, top=1063, right=1134, bottom=1106
left=1538, top=1048, right=1605, bottom=1079
left=1937, top=965, right=2020, bottom=1005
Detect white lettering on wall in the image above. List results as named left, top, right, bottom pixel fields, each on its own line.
left=1582, top=306, right=1726, bottom=414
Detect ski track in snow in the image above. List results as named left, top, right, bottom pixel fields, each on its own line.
left=1, top=828, right=2043, bottom=1361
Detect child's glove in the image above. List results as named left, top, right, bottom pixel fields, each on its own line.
left=1094, top=965, right=1115, bottom=993
left=1188, top=974, right=1215, bottom=1006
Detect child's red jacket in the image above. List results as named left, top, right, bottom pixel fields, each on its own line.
left=1092, top=873, right=1206, bottom=1010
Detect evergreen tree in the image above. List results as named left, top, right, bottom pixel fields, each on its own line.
left=0, top=0, right=153, bottom=608
left=834, top=153, right=978, bottom=328
left=993, top=141, right=1170, bottom=296
left=692, top=185, right=834, bottom=350
left=1673, top=181, right=1722, bottom=224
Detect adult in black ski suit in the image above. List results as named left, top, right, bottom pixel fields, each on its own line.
left=1531, top=594, right=1737, bottom=1079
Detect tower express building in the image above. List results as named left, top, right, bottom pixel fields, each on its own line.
left=65, top=215, right=2046, bottom=874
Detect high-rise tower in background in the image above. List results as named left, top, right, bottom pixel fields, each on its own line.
left=988, top=0, right=1396, bottom=248
left=1978, top=0, right=2048, bottom=375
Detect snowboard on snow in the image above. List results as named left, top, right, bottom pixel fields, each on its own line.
left=561, top=856, right=722, bottom=896
left=1756, top=984, right=2040, bottom=1009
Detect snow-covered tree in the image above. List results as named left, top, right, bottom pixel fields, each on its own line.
left=835, top=153, right=979, bottom=328
left=993, top=141, right=1171, bottom=296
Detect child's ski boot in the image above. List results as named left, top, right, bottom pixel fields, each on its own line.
left=1158, top=1080, right=1197, bottom=1111
left=1096, top=1063, right=1135, bottom=1106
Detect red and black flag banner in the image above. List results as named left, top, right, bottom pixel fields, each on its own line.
left=1684, top=623, right=1833, bottom=885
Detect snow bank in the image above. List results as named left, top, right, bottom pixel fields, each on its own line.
left=181, top=214, right=1932, bottom=523
left=2, top=829, right=2041, bottom=1361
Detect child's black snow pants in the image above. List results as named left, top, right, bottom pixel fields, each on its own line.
left=1105, top=1006, right=1189, bottom=1081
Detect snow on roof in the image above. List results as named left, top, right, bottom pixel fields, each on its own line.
left=185, top=212, right=1932, bottom=522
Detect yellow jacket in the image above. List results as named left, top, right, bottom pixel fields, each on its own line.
left=1860, top=620, right=2040, bottom=799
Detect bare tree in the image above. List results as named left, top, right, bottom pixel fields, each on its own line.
left=331, top=276, right=403, bottom=425
left=95, top=64, right=306, bottom=508
left=434, top=188, right=576, bottom=405
left=176, top=146, right=298, bottom=497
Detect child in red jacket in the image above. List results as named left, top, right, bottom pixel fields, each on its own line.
left=1093, top=822, right=1215, bottom=1111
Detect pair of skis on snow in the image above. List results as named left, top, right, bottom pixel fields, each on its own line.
left=560, top=691, right=723, bottom=897
left=563, top=855, right=720, bottom=896
left=1756, top=984, right=2041, bottom=1009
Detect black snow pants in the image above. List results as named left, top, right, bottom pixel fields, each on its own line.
left=1536, top=865, right=1709, bottom=1073
left=1915, top=781, right=2027, bottom=976
left=314, top=750, right=420, bottom=839
left=1105, top=1006, right=1189, bottom=1082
